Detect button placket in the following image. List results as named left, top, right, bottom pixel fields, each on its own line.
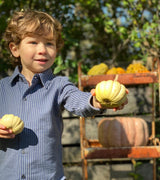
left=23, top=97, right=27, bottom=101
left=21, top=149, right=25, bottom=154
left=21, top=174, right=26, bottom=179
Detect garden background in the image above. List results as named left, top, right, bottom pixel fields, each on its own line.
left=0, top=0, right=160, bottom=179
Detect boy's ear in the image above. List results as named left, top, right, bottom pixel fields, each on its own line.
left=9, top=42, right=20, bottom=57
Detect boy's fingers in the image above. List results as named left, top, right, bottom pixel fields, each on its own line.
left=126, top=89, right=129, bottom=94
left=0, top=128, right=12, bottom=134
left=90, top=89, right=96, bottom=96
left=0, top=128, right=15, bottom=139
left=113, top=98, right=128, bottom=111
left=0, top=123, right=7, bottom=130
left=0, top=123, right=13, bottom=133
left=0, top=124, right=13, bottom=133
left=0, top=134, right=15, bottom=139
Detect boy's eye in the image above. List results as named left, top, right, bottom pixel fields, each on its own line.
left=46, top=42, right=55, bottom=46
left=30, top=41, right=37, bottom=44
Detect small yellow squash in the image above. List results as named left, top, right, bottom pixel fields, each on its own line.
left=95, top=80, right=127, bottom=108
left=0, top=114, right=24, bottom=135
left=126, top=63, right=149, bottom=73
left=87, top=63, right=108, bottom=75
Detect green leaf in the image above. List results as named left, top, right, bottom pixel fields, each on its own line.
left=134, top=42, right=141, bottom=48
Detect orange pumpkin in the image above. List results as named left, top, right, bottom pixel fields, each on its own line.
left=98, top=117, right=149, bottom=147
left=116, top=67, right=126, bottom=74
left=106, top=67, right=117, bottom=74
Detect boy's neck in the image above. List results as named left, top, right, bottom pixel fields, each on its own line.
left=21, top=69, right=35, bottom=86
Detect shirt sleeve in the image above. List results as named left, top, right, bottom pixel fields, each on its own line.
left=58, top=77, right=102, bottom=117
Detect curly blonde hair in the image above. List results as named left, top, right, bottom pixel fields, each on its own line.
left=4, top=10, right=64, bottom=67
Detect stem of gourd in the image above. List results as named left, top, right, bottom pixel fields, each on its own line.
left=114, top=74, right=119, bottom=81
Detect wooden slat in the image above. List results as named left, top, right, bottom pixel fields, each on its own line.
left=84, top=146, right=160, bottom=159
left=80, top=72, right=158, bottom=87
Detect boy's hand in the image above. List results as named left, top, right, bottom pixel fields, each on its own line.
left=0, top=123, right=15, bottom=139
left=91, top=89, right=129, bottom=111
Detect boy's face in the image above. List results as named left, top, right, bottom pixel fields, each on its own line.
left=9, top=35, right=57, bottom=78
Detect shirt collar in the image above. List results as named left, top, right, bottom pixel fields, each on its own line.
left=9, top=66, right=23, bottom=86
left=9, top=66, right=55, bottom=89
left=39, top=68, right=55, bottom=89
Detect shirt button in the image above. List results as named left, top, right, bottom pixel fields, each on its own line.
left=21, top=149, right=25, bottom=154
left=21, top=174, right=26, bottom=179
left=23, top=97, right=27, bottom=101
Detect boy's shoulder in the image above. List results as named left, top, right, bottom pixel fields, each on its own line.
left=52, top=75, right=73, bottom=86
left=0, top=76, right=11, bottom=85
left=0, top=66, right=19, bottom=86
left=0, top=76, right=12, bottom=91
left=53, top=75, right=69, bottom=81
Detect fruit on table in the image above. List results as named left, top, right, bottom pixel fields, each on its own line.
left=116, top=67, right=126, bottom=74
left=95, top=80, right=127, bottom=108
left=126, top=63, right=149, bottom=73
left=107, top=67, right=125, bottom=74
left=87, top=63, right=108, bottom=75
left=0, top=114, right=24, bottom=135
left=106, top=67, right=117, bottom=74
left=98, top=117, right=149, bottom=147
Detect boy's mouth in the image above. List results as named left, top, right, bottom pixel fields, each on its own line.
left=35, top=59, right=48, bottom=64
left=35, top=58, right=48, bottom=61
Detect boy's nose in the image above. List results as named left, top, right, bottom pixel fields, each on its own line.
left=37, top=43, right=47, bottom=54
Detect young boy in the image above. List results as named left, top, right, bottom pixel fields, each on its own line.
left=0, top=10, right=127, bottom=180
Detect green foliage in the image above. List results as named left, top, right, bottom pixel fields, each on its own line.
left=53, top=56, right=67, bottom=75
left=129, top=161, right=144, bottom=180
left=52, top=56, right=79, bottom=83
left=129, top=172, right=143, bottom=180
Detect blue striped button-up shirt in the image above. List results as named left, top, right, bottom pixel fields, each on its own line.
left=0, top=66, right=101, bottom=180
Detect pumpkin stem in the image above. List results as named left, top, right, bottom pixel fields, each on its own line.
left=114, top=74, right=119, bottom=81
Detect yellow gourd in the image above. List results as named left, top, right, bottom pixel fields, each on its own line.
left=87, top=63, right=108, bottom=75
left=95, top=80, right=127, bottom=108
left=0, top=114, right=24, bottom=135
left=126, top=63, right=149, bottom=73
